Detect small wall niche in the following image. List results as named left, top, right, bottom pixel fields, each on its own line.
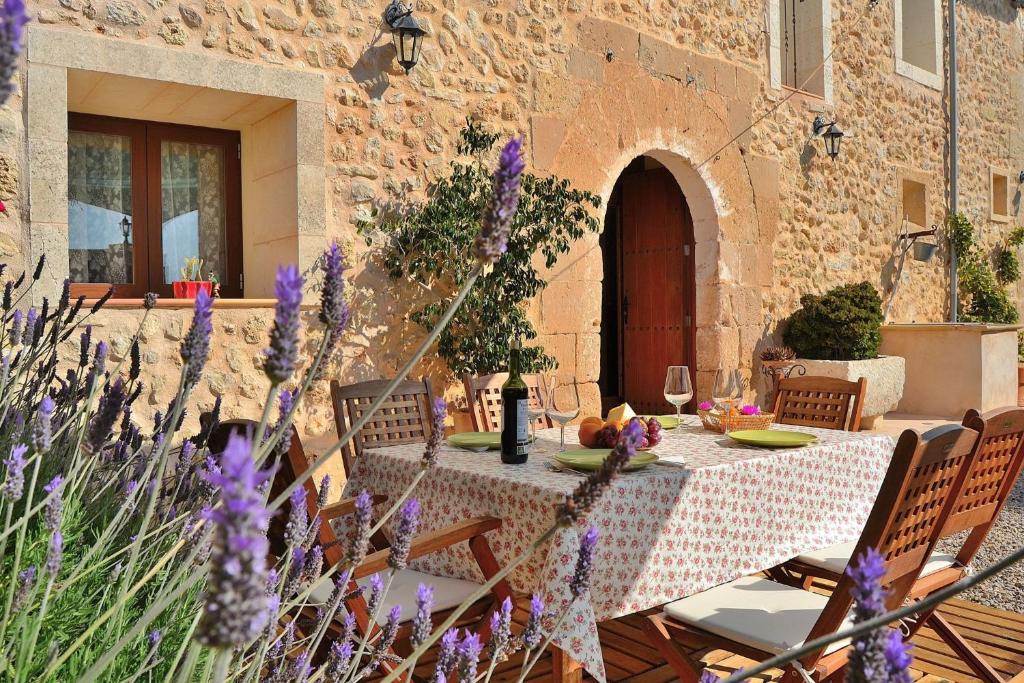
left=991, top=168, right=1010, bottom=222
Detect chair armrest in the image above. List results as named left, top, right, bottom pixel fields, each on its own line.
left=352, top=516, right=502, bottom=579
left=320, top=493, right=388, bottom=521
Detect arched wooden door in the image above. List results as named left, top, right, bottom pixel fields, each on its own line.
left=616, top=165, right=696, bottom=415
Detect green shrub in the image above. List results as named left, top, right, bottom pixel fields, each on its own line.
left=782, top=281, right=884, bottom=360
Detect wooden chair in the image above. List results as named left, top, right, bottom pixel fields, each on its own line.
left=771, top=374, right=867, bottom=431
left=208, top=419, right=515, bottom=679
left=329, top=378, right=436, bottom=479
left=642, top=423, right=980, bottom=683
left=462, top=372, right=552, bottom=432
left=781, top=406, right=1024, bottom=682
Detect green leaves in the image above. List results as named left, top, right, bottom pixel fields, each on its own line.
left=364, top=122, right=601, bottom=375
left=946, top=212, right=1020, bottom=325
left=782, top=281, right=884, bottom=361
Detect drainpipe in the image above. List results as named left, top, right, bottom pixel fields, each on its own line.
left=948, top=0, right=959, bottom=322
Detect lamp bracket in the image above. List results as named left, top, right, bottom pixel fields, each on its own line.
left=383, top=0, right=413, bottom=28
left=812, top=115, right=835, bottom=136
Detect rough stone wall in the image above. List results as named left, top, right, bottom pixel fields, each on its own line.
left=6, top=0, right=1024, bottom=433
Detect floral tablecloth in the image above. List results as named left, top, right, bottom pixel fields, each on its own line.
left=343, top=416, right=895, bottom=682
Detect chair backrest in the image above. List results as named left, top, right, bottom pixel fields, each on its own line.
left=801, top=424, right=979, bottom=659
left=462, top=372, right=552, bottom=432
left=771, top=375, right=867, bottom=431
left=329, top=377, right=435, bottom=478
left=943, top=407, right=1024, bottom=564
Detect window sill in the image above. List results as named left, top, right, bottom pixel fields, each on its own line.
left=83, top=298, right=280, bottom=310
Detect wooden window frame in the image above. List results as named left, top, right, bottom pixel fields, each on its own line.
left=68, top=113, right=243, bottom=299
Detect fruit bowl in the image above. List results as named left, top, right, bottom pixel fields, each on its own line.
left=577, top=410, right=664, bottom=449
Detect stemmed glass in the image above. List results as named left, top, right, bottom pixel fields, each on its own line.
left=663, top=366, right=693, bottom=429
left=526, top=398, right=545, bottom=451
left=712, top=369, right=744, bottom=433
left=546, top=376, right=581, bottom=452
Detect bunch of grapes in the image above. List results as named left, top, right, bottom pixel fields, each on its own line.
left=595, top=417, right=664, bottom=449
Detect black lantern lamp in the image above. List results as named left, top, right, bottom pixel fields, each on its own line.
left=812, top=115, right=844, bottom=161
left=383, top=0, right=426, bottom=73
left=120, top=215, right=131, bottom=240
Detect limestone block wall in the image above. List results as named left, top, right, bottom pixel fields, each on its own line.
left=2, top=0, right=1023, bottom=433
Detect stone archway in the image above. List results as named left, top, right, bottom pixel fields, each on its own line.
left=528, top=22, right=780, bottom=410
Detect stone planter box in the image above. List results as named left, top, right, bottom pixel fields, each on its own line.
left=793, top=356, right=906, bottom=429
left=880, top=324, right=1022, bottom=417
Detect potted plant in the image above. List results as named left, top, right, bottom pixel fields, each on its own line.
left=782, top=281, right=905, bottom=429
left=759, top=344, right=797, bottom=403
left=172, top=257, right=214, bottom=299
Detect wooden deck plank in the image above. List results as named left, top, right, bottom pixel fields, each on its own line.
left=372, top=595, right=1024, bottom=682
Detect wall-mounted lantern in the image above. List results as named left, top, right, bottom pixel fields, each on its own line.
left=812, top=115, right=844, bottom=161
left=383, top=0, right=426, bottom=73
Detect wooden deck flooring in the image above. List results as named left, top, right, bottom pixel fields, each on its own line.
left=395, top=596, right=1024, bottom=682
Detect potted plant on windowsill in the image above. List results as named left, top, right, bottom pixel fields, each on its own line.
left=782, top=281, right=905, bottom=429
left=172, top=257, right=213, bottom=299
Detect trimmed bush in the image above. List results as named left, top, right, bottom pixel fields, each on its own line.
left=782, top=281, right=884, bottom=361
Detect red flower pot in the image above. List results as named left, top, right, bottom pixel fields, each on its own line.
left=172, top=281, right=213, bottom=299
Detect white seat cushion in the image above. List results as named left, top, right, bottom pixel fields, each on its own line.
left=663, top=575, right=853, bottom=655
left=796, top=541, right=959, bottom=578
left=310, top=568, right=481, bottom=625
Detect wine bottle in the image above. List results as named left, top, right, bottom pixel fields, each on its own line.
left=500, top=338, right=529, bottom=464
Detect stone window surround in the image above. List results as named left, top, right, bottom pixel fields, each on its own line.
left=990, top=165, right=1013, bottom=223
left=24, top=26, right=326, bottom=304
left=766, top=0, right=834, bottom=103
left=894, top=0, right=943, bottom=90
left=896, top=166, right=932, bottom=229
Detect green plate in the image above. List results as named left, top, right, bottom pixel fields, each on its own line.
left=641, top=415, right=681, bottom=429
left=448, top=432, right=501, bottom=450
left=727, top=429, right=818, bottom=448
left=554, top=449, right=659, bottom=471
left=447, top=432, right=534, bottom=451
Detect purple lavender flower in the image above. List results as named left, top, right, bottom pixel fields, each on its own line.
left=699, top=672, right=722, bottom=682
left=9, top=308, right=20, bottom=342
left=45, top=531, right=62, bottom=576
left=388, top=498, right=420, bottom=571
left=432, top=628, right=460, bottom=683
left=264, top=264, right=304, bottom=384
left=366, top=572, right=385, bottom=616
left=846, top=549, right=895, bottom=683
left=12, top=565, right=34, bottom=611
left=884, top=628, right=913, bottom=682
left=148, top=630, right=162, bottom=649
left=559, top=420, right=642, bottom=525
left=180, top=289, right=213, bottom=389
left=2, top=282, right=11, bottom=312
left=1, top=443, right=27, bottom=502
left=346, top=489, right=373, bottom=563
left=285, top=485, right=308, bottom=548
left=326, top=640, right=354, bottom=680
left=143, top=292, right=158, bottom=310
left=288, top=651, right=312, bottom=683
left=87, top=377, right=126, bottom=451
left=422, top=397, right=447, bottom=467
left=300, top=545, right=323, bottom=586
left=456, top=631, right=484, bottom=681
left=474, top=136, right=525, bottom=265
left=285, top=547, right=305, bottom=597
left=21, top=307, right=35, bottom=346
left=488, top=596, right=513, bottom=661
left=78, top=326, right=92, bottom=367
left=43, top=475, right=62, bottom=531
left=272, top=388, right=295, bottom=456
left=318, top=474, right=331, bottom=509
left=91, top=341, right=109, bottom=380
left=368, top=605, right=402, bottom=668
left=129, top=338, right=141, bottom=382
left=33, top=396, right=53, bottom=451
left=315, top=242, right=350, bottom=380
left=570, top=527, right=599, bottom=598
left=196, top=432, right=272, bottom=647
left=411, top=583, right=434, bottom=648
left=523, top=595, right=544, bottom=650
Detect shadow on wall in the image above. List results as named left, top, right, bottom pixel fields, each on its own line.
left=352, top=43, right=397, bottom=100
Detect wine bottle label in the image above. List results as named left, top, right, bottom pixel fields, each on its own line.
left=515, top=399, right=528, bottom=445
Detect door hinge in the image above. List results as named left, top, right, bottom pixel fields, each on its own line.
left=683, top=244, right=691, bottom=257
left=685, top=314, right=692, bottom=327
left=239, top=273, right=244, bottom=292
left=237, top=143, right=241, bottom=159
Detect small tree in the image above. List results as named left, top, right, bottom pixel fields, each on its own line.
left=361, top=120, right=601, bottom=376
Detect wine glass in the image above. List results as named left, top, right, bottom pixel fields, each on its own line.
left=712, top=369, right=743, bottom=433
left=663, top=366, right=693, bottom=428
left=546, top=376, right=581, bottom=452
left=526, top=397, right=545, bottom=450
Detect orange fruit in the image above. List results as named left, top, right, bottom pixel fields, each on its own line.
left=578, top=416, right=604, bottom=448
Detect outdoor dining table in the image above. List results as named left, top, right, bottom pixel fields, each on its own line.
left=343, top=415, right=895, bottom=683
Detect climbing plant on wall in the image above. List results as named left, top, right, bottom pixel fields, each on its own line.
left=360, top=120, right=602, bottom=376
left=947, top=212, right=1022, bottom=324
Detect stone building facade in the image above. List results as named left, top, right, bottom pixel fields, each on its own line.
left=5, top=0, right=1024, bottom=437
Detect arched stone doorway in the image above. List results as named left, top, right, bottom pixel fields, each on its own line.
left=599, top=154, right=697, bottom=414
